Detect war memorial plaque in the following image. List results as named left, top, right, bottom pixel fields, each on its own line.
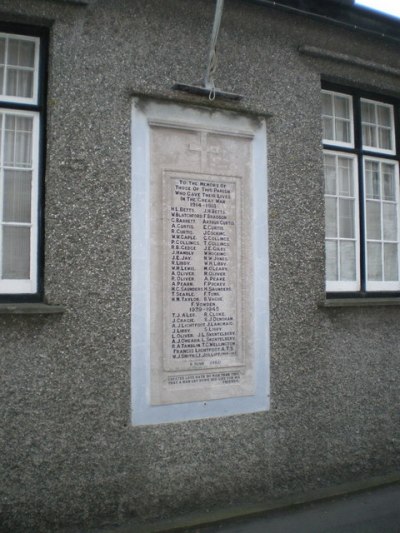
left=132, top=100, right=269, bottom=424
left=164, top=173, right=242, bottom=373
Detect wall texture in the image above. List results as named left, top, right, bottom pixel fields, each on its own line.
left=1, top=0, right=400, bottom=531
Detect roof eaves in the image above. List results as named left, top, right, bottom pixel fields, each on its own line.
left=243, top=0, right=400, bottom=45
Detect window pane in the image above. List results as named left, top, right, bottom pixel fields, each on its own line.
left=339, top=198, right=354, bottom=238
left=8, top=39, right=35, bottom=68
left=335, top=119, right=350, bottom=143
left=377, top=105, right=391, bottom=127
left=322, top=93, right=333, bottom=116
left=326, top=240, right=338, bottom=281
left=3, top=170, right=32, bottom=223
left=18, top=70, right=33, bottom=99
left=4, top=128, right=14, bottom=166
left=15, top=131, right=32, bottom=167
left=362, top=124, right=376, bottom=148
left=1, top=225, right=30, bottom=279
left=18, top=40, right=34, bottom=67
left=0, top=36, right=37, bottom=99
left=4, top=114, right=33, bottom=167
left=7, top=39, right=19, bottom=66
left=367, top=242, right=382, bottom=281
left=5, top=68, right=17, bottom=96
left=382, top=164, right=396, bottom=201
left=362, top=101, right=394, bottom=150
left=4, top=113, right=15, bottom=129
left=378, top=127, right=392, bottom=150
left=0, top=38, right=5, bottom=64
left=338, top=157, right=353, bottom=196
left=384, top=243, right=398, bottom=281
left=322, top=92, right=352, bottom=144
left=323, top=117, right=334, bottom=141
left=19, top=40, right=35, bottom=67
left=325, top=197, right=337, bottom=238
left=8, top=39, right=19, bottom=66
left=383, top=203, right=397, bottom=241
left=340, top=241, right=356, bottom=281
left=324, top=154, right=336, bottom=195
left=365, top=161, right=380, bottom=199
left=366, top=201, right=381, bottom=240
left=16, top=116, right=33, bottom=132
left=334, top=95, right=350, bottom=119
left=361, top=101, right=375, bottom=123
left=6, top=69, right=33, bottom=99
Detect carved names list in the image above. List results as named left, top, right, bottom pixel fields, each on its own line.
left=164, top=176, right=242, bottom=385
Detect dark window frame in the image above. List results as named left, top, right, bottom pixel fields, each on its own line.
left=0, top=22, right=48, bottom=303
left=322, top=81, right=400, bottom=299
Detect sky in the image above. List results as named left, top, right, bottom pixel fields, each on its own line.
left=355, top=0, right=400, bottom=18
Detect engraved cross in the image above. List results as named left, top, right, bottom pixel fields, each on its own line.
left=189, top=132, right=220, bottom=171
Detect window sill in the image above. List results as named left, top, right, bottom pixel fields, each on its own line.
left=0, top=303, right=65, bottom=314
left=320, top=297, right=400, bottom=308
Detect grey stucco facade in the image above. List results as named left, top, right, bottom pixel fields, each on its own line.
left=1, top=0, right=400, bottom=531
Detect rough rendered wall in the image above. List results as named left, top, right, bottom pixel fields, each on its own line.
left=1, top=0, right=400, bottom=530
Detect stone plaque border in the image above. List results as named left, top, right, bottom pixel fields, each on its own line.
left=131, top=98, right=269, bottom=425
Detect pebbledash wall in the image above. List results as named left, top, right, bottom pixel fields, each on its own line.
left=1, top=0, right=400, bottom=530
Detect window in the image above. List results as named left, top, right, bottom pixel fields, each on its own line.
left=322, top=84, right=400, bottom=294
left=0, top=26, right=46, bottom=299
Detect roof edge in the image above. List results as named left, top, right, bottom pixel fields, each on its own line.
left=243, top=0, right=400, bottom=45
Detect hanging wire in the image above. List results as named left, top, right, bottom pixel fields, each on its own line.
left=208, top=43, right=218, bottom=100
left=172, top=0, right=242, bottom=100
left=203, top=0, right=224, bottom=99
